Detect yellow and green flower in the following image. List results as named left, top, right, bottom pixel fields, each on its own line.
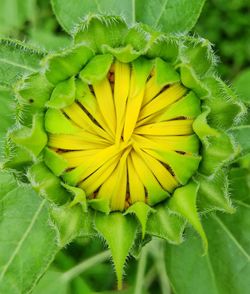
left=4, top=15, right=246, bottom=288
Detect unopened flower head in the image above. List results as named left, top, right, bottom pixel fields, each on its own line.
left=5, top=14, right=246, bottom=288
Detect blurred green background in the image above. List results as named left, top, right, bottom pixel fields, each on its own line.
left=0, top=0, right=249, bottom=293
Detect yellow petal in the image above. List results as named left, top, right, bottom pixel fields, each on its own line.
left=97, top=148, right=130, bottom=211
left=63, top=102, right=111, bottom=141
left=133, top=144, right=178, bottom=192
left=114, top=61, right=130, bottom=144
left=139, top=83, right=187, bottom=121
left=78, top=90, right=113, bottom=139
left=135, top=119, right=194, bottom=136
left=130, top=150, right=169, bottom=206
left=123, top=88, right=145, bottom=142
left=93, top=77, right=116, bottom=136
left=64, top=142, right=130, bottom=185
left=133, top=134, right=199, bottom=154
left=142, top=75, right=162, bottom=107
left=48, top=133, right=109, bottom=150
left=60, top=149, right=102, bottom=168
left=79, top=154, right=119, bottom=196
left=127, top=154, right=145, bottom=204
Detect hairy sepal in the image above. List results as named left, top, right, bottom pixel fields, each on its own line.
left=74, top=15, right=127, bottom=53
left=146, top=201, right=185, bottom=244
left=168, top=181, right=208, bottom=253
left=94, top=212, right=138, bottom=290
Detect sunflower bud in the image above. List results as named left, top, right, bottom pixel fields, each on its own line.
left=6, top=15, right=246, bottom=289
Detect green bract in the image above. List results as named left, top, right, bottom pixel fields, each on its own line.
left=3, top=15, right=246, bottom=288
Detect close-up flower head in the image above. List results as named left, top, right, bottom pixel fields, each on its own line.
left=0, top=1, right=249, bottom=293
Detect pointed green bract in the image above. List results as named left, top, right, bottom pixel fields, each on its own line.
left=17, top=73, right=53, bottom=110
left=204, top=76, right=246, bottom=130
left=146, top=202, right=185, bottom=244
left=45, top=108, right=80, bottom=134
left=44, top=147, right=68, bottom=176
left=62, top=183, right=87, bottom=212
left=44, top=45, right=93, bottom=85
left=88, top=198, right=111, bottom=214
left=94, top=213, right=137, bottom=290
left=180, top=64, right=210, bottom=98
left=193, top=106, right=220, bottom=141
left=50, top=204, right=86, bottom=247
left=147, top=35, right=179, bottom=62
left=197, top=170, right=235, bottom=213
left=168, top=181, right=208, bottom=252
left=125, top=202, right=155, bottom=238
left=46, top=76, right=76, bottom=109
left=28, top=162, right=69, bottom=205
left=103, top=44, right=141, bottom=63
left=200, top=131, right=236, bottom=175
left=154, top=57, right=180, bottom=86
left=80, top=54, right=113, bottom=83
left=10, top=113, right=47, bottom=158
left=74, top=15, right=127, bottom=52
left=181, top=37, right=214, bottom=76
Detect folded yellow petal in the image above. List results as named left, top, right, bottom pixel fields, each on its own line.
left=79, top=154, right=119, bottom=196
left=78, top=90, right=113, bottom=139
left=142, top=75, right=163, bottom=107
left=139, top=83, right=187, bottom=121
left=114, top=61, right=130, bottom=143
left=60, top=149, right=102, bottom=168
left=48, top=133, right=109, bottom=150
left=133, top=145, right=178, bottom=193
left=93, top=77, right=116, bottom=136
left=133, top=134, right=199, bottom=154
left=123, top=88, right=145, bottom=142
left=130, top=150, right=169, bottom=206
left=135, top=119, right=194, bottom=136
left=127, top=154, right=145, bottom=204
left=63, top=102, right=111, bottom=141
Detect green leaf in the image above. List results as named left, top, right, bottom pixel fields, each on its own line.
left=0, top=87, right=14, bottom=137
left=51, top=0, right=134, bottom=34
left=52, top=0, right=205, bottom=34
left=0, top=87, right=15, bottom=158
left=233, top=69, right=250, bottom=104
left=33, top=270, right=69, bottom=294
left=135, top=0, right=206, bottom=33
left=0, top=38, right=45, bottom=86
left=0, top=171, right=58, bottom=294
left=0, top=0, right=35, bottom=35
left=230, top=125, right=250, bottom=158
left=229, top=168, right=250, bottom=205
left=164, top=202, right=250, bottom=294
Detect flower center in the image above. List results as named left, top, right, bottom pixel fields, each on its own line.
left=45, top=58, right=201, bottom=211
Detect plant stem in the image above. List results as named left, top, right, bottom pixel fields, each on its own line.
left=134, top=245, right=148, bottom=294
left=155, top=242, right=171, bottom=294
left=144, top=266, right=157, bottom=289
left=61, top=250, right=110, bottom=282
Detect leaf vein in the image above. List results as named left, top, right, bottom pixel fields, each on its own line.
left=0, top=58, right=37, bottom=73
left=0, top=199, right=46, bottom=281
left=212, top=214, right=250, bottom=260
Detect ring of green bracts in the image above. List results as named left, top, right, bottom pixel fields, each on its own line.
left=4, top=15, right=246, bottom=287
